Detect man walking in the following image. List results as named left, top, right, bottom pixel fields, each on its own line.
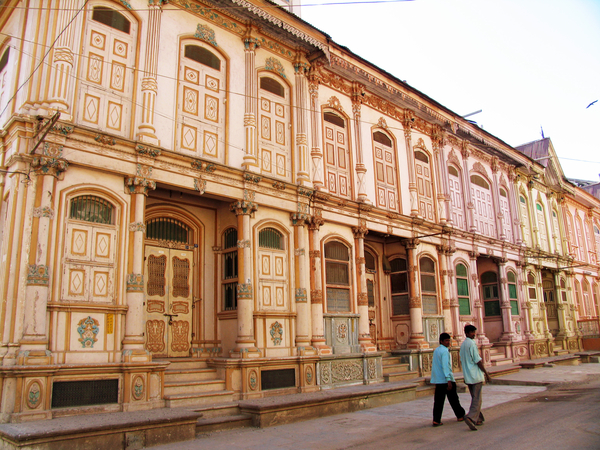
left=430, top=332, right=465, bottom=426
left=460, top=324, right=491, bottom=431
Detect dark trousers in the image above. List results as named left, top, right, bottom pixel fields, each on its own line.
left=433, top=382, right=465, bottom=423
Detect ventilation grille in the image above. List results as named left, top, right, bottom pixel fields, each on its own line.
left=261, top=369, right=295, bottom=391
left=52, top=379, right=119, bottom=408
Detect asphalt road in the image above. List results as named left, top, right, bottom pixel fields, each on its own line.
left=153, top=368, right=600, bottom=450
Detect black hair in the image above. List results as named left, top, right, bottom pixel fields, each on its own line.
left=464, top=324, right=477, bottom=334
left=439, top=332, right=451, bottom=343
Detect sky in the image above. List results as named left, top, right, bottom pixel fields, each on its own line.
left=300, top=0, right=600, bottom=182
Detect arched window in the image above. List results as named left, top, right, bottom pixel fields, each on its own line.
left=177, top=41, right=226, bottom=161
left=146, top=217, right=191, bottom=244
left=507, top=271, right=519, bottom=315
left=259, top=75, right=291, bottom=180
left=456, top=263, right=470, bottom=315
left=519, top=195, right=532, bottom=246
left=390, top=258, right=408, bottom=315
left=575, top=216, right=587, bottom=261
left=373, top=131, right=398, bottom=212
left=259, top=227, right=284, bottom=249
left=560, top=278, right=568, bottom=303
left=365, top=250, right=376, bottom=307
left=574, top=279, right=583, bottom=316
left=565, top=212, right=576, bottom=256
left=499, top=187, right=512, bottom=242
left=536, top=203, right=549, bottom=251
left=258, top=227, right=287, bottom=309
left=594, top=224, right=600, bottom=260
left=324, top=241, right=351, bottom=312
left=0, top=47, right=11, bottom=125
left=552, top=209, right=562, bottom=254
left=420, top=257, right=438, bottom=314
left=527, top=273, right=537, bottom=300
left=78, top=5, right=136, bottom=136
left=471, top=174, right=495, bottom=238
left=415, top=151, right=434, bottom=221
left=542, top=273, right=556, bottom=320
left=593, top=283, right=600, bottom=318
left=69, top=195, right=114, bottom=224
left=481, top=271, right=500, bottom=316
left=583, top=280, right=592, bottom=317
left=222, top=228, right=238, bottom=311
left=448, top=165, right=465, bottom=230
left=323, top=111, right=351, bottom=199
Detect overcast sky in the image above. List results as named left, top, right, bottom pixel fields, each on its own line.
left=301, top=0, right=600, bottom=182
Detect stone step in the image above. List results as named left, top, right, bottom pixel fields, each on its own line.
left=164, top=379, right=227, bottom=396
left=491, top=358, right=514, bottom=366
left=384, top=370, right=419, bottom=383
left=553, top=349, right=570, bottom=356
left=164, top=368, right=219, bottom=382
left=193, top=402, right=241, bottom=419
left=382, top=363, right=410, bottom=374
left=382, top=357, right=403, bottom=366
left=156, top=359, right=209, bottom=370
left=165, top=390, right=236, bottom=409
left=196, top=414, right=253, bottom=434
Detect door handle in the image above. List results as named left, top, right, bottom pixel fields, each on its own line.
left=163, top=313, right=179, bottom=325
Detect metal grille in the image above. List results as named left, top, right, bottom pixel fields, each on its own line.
left=92, top=6, right=131, bottom=34
left=261, top=369, right=295, bottom=390
left=146, top=218, right=191, bottom=244
left=69, top=195, right=114, bottom=224
left=223, top=228, right=238, bottom=249
left=259, top=228, right=283, bottom=249
left=147, top=254, right=166, bottom=296
left=172, top=256, right=190, bottom=298
left=185, top=45, right=221, bottom=71
left=52, top=379, right=118, bottom=408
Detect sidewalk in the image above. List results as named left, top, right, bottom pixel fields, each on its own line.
left=151, top=362, right=600, bottom=450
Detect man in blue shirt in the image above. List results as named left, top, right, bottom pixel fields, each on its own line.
left=430, top=332, right=465, bottom=426
left=460, top=324, right=491, bottom=431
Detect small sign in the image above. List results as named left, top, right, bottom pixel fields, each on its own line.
left=106, top=314, right=114, bottom=334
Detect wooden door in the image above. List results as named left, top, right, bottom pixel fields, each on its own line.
left=144, top=246, right=193, bottom=357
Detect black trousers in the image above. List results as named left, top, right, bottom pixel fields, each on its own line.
left=433, top=382, right=465, bottom=423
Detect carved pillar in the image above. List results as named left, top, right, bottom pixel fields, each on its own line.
left=19, top=149, right=69, bottom=364
left=554, top=271, right=569, bottom=338
left=461, top=142, right=476, bottom=232
left=527, top=179, right=540, bottom=249
left=403, top=111, right=419, bottom=217
left=469, top=251, right=489, bottom=344
left=406, top=239, right=427, bottom=348
left=308, top=211, right=329, bottom=354
left=137, top=1, right=162, bottom=145
left=49, top=0, right=79, bottom=114
left=508, top=169, right=522, bottom=245
left=491, top=158, right=505, bottom=240
left=308, top=71, right=324, bottom=190
left=122, top=176, right=156, bottom=361
left=352, top=83, right=368, bottom=203
left=497, top=258, right=515, bottom=342
left=242, top=31, right=260, bottom=171
left=437, top=245, right=453, bottom=337
left=517, top=263, right=534, bottom=339
left=432, top=128, right=447, bottom=224
left=230, top=200, right=259, bottom=357
left=291, top=213, right=311, bottom=351
left=353, top=221, right=375, bottom=352
left=294, top=57, right=310, bottom=186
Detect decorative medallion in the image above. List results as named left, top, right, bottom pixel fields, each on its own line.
left=26, top=380, right=42, bottom=409
left=270, top=321, right=283, bottom=346
left=249, top=369, right=258, bottom=391
left=194, top=178, right=207, bottom=194
left=132, top=376, right=144, bottom=401
left=77, top=316, right=100, bottom=348
left=305, top=366, right=313, bottom=385
left=331, top=360, right=362, bottom=383
left=336, top=323, right=348, bottom=342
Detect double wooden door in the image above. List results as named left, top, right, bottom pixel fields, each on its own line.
left=144, top=246, right=193, bottom=357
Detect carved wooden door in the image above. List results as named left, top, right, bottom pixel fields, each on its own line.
left=144, top=246, right=193, bottom=357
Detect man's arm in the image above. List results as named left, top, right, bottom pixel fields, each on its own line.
left=477, top=360, right=491, bottom=383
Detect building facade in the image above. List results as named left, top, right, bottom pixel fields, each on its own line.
left=0, top=0, right=597, bottom=423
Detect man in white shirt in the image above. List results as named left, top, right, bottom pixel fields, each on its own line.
left=430, top=332, right=465, bottom=426
left=460, top=324, right=491, bottom=431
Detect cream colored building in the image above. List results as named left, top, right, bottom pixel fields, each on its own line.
left=0, top=0, right=596, bottom=423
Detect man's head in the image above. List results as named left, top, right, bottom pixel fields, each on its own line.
left=464, top=324, right=477, bottom=339
left=439, top=332, right=451, bottom=347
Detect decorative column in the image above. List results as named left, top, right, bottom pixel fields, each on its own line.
left=293, top=56, right=310, bottom=186
left=406, top=239, right=427, bottom=348
left=497, top=257, right=515, bottom=342
left=49, top=0, right=79, bottom=114
left=437, top=244, right=454, bottom=337
left=516, top=262, right=533, bottom=339
left=461, top=141, right=476, bottom=232
left=242, top=30, right=260, bottom=171
left=469, top=251, right=489, bottom=344
left=353, top=220, right=376, bottom=352
left=491, top=157, right=505, bottom=240
left=308, top=210, right=330, bottom=354
left=508, top=169, right=522, bottom=245
left=403, top=111, right=419, bottom=217
left=122, top=176, right=156, bottom=361
left=136, top=1, right=163, bottom=145
left=308, top=69, right=324, bottom=190
left=554, top=270, right=569, bottom=339
left=291, top=213, right=312, bottom=353
left=432, top=126, right=447, bottom=224
left=351, top=83, right=368, bottom=203
left=230, top=199, right=259, bottom=357
left=20, top=153, right=68, bottom=363
left=527, top=178, right=540, bottom=249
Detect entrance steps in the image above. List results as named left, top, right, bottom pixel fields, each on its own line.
left=194, top=402, right=253, bottom=434
left=159, top=358, right=235, bottom=409
left=552, top=341, right=570, bottom=356
left=489, top=345, right=513, bottom=366
left=382, top=355, right=418, bottom=382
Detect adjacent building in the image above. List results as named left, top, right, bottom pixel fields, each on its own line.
left=0, top=0, right=597, bottom=423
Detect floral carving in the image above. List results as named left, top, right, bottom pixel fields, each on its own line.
left=26, top=380, right=42, bottom=409
left=331, top=360, right=362, bottom=383
left=132, top=376, right=144, bottom=400
left=249, top=370, right=258, bottom=390
left=265, top=57, right=286, bottom=79
left=270, top=321, right=283, bottom=346
left=77, top=316, right=100, bottom=348
left=194, top=23, right=218, bottom=47
left=126, top=273, right=144, bottom=292
left=27, top=264, right=49, bottom=286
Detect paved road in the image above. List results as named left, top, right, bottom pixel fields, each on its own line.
left=152, top=364, right=600, bottom=450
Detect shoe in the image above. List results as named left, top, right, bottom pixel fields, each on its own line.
left=464, top=417, right=478, bottom=431
left=457, top=417, right=464, bottom=422
left=432, top=422, right=444, bottom=427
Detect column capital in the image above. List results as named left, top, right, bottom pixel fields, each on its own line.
left=125, top=177, right=156, bottom=195
left=31, top=156, right=69, bottom=178
left=290, top=212, right=309, bottom=226
left=352, top=220, right=368, bottom=239
left=230, top=200, right=257, bottom=215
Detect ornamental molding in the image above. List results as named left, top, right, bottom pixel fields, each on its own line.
left=77, top=316, right=99, bottom=348
left=95, top=134, right=116, bottom=146
left=447, top=149, right=461, bottom=168
left=136, top=143, right=161, bottom=158
left=194, top=23, right=218, bottom=46
left=33, top=206, right=55, bottom=219
left=194, top=178, right=207, bottom=194
left=265, top=57, right=286, bottom=79
left=126, top=273, right=144, bottom=292
left=326, top=96, right=344, bottom=114
left=129, top=222, right=146, bottom=233
left=295, top=288, right=307, bottom=302
left=27, top=264, right=49, bottom=286
left=270, top=321, right=283, bottom=345
left=472, top=161, right=490, bottom=180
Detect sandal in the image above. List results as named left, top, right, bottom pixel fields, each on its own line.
left=432, top=422, right=444, bottom=427
left=457, top=417, right=465, bottom=422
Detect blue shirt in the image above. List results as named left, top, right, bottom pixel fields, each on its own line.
left=460, top=337, right=484, bottom=384
left=430, top=344, right=455, bottom=384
